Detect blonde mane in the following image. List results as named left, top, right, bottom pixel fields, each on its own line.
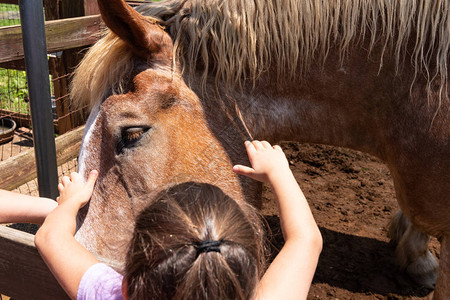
left=71, top=0, right=449, bottom=109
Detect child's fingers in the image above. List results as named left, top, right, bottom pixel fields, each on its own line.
left=252, top=140, right=265, bottom=150
left=70, top=172, right=81, bottom=182
left=58, top=183, right=64, bottom=193
left=233, top=165, right=255, bottom=177
left=245, top=140, right=256, bottom=155
left=273, top=144, right=283, bottom=151
left=61, top=176, right=71, bottom=186
left=261, top=140, right=272, bottom=149
left=86, top=170, right=98, bottom=189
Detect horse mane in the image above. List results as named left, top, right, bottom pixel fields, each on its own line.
left=71, top=0, right=449, bottom=109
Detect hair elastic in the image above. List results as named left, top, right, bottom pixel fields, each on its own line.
left=195, top=240, right=222, bottom=257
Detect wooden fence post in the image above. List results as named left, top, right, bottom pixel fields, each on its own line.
left=44, top=0, right=99, bottom=134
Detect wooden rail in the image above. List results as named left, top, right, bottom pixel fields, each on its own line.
left=0, top=0, right=18, bottom=4
left=0, top=226, right=70, bottom=299
left=0, top=14, right=103, bottom=64
left=0, top=125, right=84, bottom=190
left=0, top=225, right=121, bottom=299
left=0, top=109, right=32, bottom=128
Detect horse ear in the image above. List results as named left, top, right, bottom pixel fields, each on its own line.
left=97, top=0, right=173, bottom=64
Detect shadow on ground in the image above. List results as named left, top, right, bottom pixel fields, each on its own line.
left=264, top=215, right=433, bottom=298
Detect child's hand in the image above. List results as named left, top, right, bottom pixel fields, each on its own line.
left=233, top=141, right=291, bottom=183
left=36, top=170, right=101, bottom=300
left=57, top=170, right=98, bottom=209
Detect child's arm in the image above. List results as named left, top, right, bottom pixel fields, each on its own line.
left=35, top=170, right=99, bottom=300
left=233, top=141, right=322, bottom=300
left=0, top=190, right=57, bottom=224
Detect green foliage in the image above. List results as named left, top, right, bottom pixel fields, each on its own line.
left=0, top=4, right=19, bottom=11
left=0, top=3, right=20, bottom=27
left=0, top=2, right=55, bottom=115
left=0, top=68, right=30, bottom=114
left=0, top=19, right=19, bottom=26
left=0, top=4, right=27, bottom=113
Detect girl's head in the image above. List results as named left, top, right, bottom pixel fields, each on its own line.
left=123, top=182, right=266, bottom=300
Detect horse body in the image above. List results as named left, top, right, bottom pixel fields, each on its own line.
left=230, top=50, right=450, bottom=236
left=207, top=48, right=449, bottom=290
left=197, top=40, right=450, bottom=234
left=73, top=0, right=449, bottom=297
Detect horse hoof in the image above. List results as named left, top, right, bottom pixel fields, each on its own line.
left=405, top=250, right=438, bottom=289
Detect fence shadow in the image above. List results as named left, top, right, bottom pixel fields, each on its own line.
left=264, top=215, right=434, bottom=298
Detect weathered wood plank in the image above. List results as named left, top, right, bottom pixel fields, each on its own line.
left=0, top=58, right=26, bottom=70
left=0, top=109, right=32, bottom=128
left=49, top=57, right=73, bottom=134
left=84, top=0, right=100, bottom=15
left=0, top=15, right=103, bottom=64
left=0, top=226, right=121, bottom=299
left=0, top=226, right=70, bottom=299
left=61, top=0, right=85, bottom=18
left=43, top=0, right=59, bottom=21
left=0, top=125, right=84, bottom=191
left=0, top=0, right=18, bottom=5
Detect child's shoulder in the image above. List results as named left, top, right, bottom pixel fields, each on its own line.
left=77, top=263, right=124, bottom=300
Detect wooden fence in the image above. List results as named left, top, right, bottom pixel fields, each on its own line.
left=0, top=1, right=102, bottom=135
left=0, top=223, right=121, bottom=300
left=0, top=226, right=70, bottom=299
left=0, top=125, right=84, bottom=191
left=0, top=15, right=101, bottom=64
left=0, top=0, right=133, bottom=298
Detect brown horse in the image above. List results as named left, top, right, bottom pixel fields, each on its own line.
left=71, top=0, right=449, bottom=298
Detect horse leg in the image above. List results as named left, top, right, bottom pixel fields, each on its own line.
left=433, top=236, right=450, bottom=299
left=388, top=210, right=438, bottom=288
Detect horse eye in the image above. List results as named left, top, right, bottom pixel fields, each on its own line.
left=116, top=126, right=150, bottom=154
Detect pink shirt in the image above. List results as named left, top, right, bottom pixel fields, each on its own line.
left=77, top=263, right=124, bottom=300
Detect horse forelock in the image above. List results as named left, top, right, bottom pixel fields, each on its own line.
left=71, top=0, right=449, bottom=110
left=71, top=33, right=134, bottom=110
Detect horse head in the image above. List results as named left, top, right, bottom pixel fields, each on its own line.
left=74, top=0, right=257, bottom=264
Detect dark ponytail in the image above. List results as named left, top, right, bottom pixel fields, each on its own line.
left=124, top=182, right=266, bottom=300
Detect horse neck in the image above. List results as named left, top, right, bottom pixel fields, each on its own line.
left=190, top=54, right=403, bottom=162
left=234, top=85, right=385, bottom=153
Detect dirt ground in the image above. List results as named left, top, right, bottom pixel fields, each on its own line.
left=261, top=142, right=440, bottom=300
